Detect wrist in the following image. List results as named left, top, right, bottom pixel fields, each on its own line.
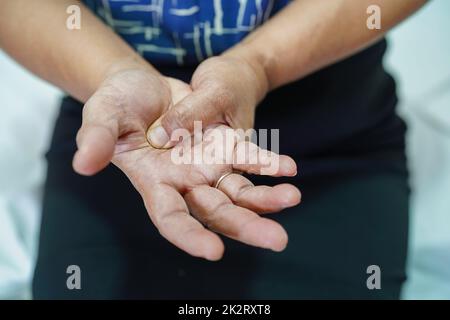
left=223, top=44, right=275, bottom=96
left=221, top=51, right=270, bottom=104
left=102, top=54, right=160, bottom=84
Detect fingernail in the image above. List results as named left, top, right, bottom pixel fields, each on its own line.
left=148, top=126, right=170, bottom=148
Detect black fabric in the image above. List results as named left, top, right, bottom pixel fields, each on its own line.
left=33, top=40, right=409, bottom=299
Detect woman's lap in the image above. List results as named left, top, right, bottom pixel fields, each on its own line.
left=32, top=97, right=409, bottom=299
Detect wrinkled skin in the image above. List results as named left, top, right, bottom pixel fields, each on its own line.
left=149, top=55, right=268, bottom=148
left=73, top=68, right=301, bottom=261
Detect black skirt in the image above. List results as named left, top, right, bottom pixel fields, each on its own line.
left=33, top=40, right=409, bottom=299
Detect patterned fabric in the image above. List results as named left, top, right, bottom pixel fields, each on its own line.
left=83, top=0, right=290, bottom=66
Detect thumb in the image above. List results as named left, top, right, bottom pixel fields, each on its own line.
left=73, top=97, right=119, bottom=176
left=147, top=90, right=225, bottom=149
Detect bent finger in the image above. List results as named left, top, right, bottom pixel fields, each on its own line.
left=232, top=141, right=298, bottom=177
left=143, top=183, right=224, bottom=261
left=218, top=173, right=301, bottom=214
left=73, top=97, right=120, bottom=176
left=185, top=185, right=288, bottom=252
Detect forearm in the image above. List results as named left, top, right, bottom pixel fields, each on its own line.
left=0, top=0, right=156, bottom=102
left=224, top=0, right=428, bottom=91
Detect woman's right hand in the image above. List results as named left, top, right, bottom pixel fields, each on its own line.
left=72, top=65, right=190, bottom=175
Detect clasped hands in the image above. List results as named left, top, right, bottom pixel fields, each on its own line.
left=72, top=55, right=301, bottom=260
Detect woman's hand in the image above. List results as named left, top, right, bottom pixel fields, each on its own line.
left=72, top=66, right=189, bottom=175
left=112, top=124, right=300, bottom=261
left=147, top=55, right=269, bottom=148
left=73, top=66, right=300, bottom=260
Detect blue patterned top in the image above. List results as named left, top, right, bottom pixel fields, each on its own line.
left=83, top=0, right=290, bottom=66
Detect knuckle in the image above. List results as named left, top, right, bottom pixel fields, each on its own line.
left=154, top=210, right=179, bottom=234
left=162, top=106, right=190, bottom=132
left=234, top=184, right=253, bottom=202
left=203, top=201, right=230, bottom=228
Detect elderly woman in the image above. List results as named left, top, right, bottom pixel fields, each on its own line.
left=0, top=0, right=427, bottom=299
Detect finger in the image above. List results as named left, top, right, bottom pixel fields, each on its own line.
left=165, top=77, right=192, bottom=105
left=232, top=141, right=298, bottom=177
left=143, top=183, right=224, bottom=261
left=218, top=174, right=301, bottom=214
left=73, top=97, right=120, bottom=176
left=148, top=90, right=225, bottom=149
left=145, top=78, right=194, bottom=149
left=185, top=185, right=288, bottom=252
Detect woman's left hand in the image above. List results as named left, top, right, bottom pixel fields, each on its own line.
left=147, top=55, right=269, bottom=148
